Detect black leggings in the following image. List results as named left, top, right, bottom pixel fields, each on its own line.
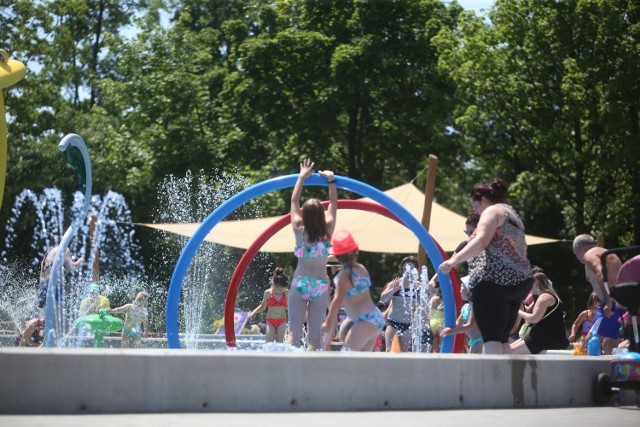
left=472, top=278, right=533, bottom=343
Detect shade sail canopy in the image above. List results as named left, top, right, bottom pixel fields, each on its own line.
left=139, top=183, right=559, bottom=253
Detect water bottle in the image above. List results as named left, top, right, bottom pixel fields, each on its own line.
left=587, top=336, right=601, bottom=356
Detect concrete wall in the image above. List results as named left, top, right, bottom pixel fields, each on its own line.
left=0, top=348, right=615, bottom=413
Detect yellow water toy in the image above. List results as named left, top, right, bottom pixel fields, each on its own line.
left=0, top=49, right=26, bottom=210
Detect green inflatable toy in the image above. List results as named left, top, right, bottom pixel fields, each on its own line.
left=76, top=310, right=123, bottom=348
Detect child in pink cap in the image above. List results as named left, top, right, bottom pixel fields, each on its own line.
left=322, top=230, right=384, bottom=351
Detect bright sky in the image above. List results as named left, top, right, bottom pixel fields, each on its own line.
left=453, top=0, right=495, bottom=15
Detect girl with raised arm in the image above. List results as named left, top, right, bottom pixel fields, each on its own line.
left=289, top=159, right=337, bottom=350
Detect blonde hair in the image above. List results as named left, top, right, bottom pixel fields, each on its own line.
left=134, top=291, right=149, bottom=305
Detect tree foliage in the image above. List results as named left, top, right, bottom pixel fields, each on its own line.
left=2, top=0, right=640, bottom=321
left=435, top=0, right=640, bottom=245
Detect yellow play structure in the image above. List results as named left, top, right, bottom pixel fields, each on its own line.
left=0, top=49, right=26, bottom=210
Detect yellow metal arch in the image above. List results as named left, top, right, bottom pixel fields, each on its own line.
left=0, top=49, right=26, bottom=210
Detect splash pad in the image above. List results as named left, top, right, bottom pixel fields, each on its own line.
left=0, top=172, right=624, bottom=413
left=0, top=185, right=147, bottom=348
left=222, top=198, right=466, bottom=352
left=0, top=133, right=145, bottom=347
left=167, top=174, right=457, bottom=351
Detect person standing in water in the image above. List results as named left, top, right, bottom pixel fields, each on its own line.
left=438, top=178, right=533, bottom=354
left=379, top=256, right=421, bottom=352
left=440, top=281, right=483, bottom=353
left=248, top=267, right=290, bottom=343
left=78, top=282, right=111, bottom=317
left=289, top=159, right=337, bottom=350
left=572, top=234, right=624, bottom=354
left=107, top=291, right=149, bottom=348
left=37, top=244, right=85, bottom=308
left=322, top=230, right=384, bottom=351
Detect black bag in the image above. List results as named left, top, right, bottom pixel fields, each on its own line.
left=518, top=298, right=559, bottom=339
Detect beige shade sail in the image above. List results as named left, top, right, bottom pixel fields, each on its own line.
left=138, top=183, right=559, bottom=253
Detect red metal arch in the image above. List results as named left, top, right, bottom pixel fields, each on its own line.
left=224, top=199, right=465, bottom=352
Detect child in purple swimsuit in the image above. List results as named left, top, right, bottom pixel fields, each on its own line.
left=289, top=159, right=337, bottom=350
left=322, top=230, right=384, bottom=351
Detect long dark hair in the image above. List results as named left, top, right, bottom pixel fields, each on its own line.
left=465, top=210, right=480, bottom=228
left=399, top=256, right=418, bottom=275
left=272, top=267, right=289, bottom=289
left=337, top=251, right=358, bottom=266
left=301, top=199, right=327, bottom=243
left=534, top=272, right=560, bottom=302
left=469, top=178, right=509, bottom=204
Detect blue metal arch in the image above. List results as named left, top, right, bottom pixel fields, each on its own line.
left=166, top=174, right=455, bottom=351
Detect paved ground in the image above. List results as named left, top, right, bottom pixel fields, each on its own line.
left=1, top=407, right=638, bottom=427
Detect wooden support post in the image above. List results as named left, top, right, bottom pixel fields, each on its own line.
left=417, top=155, right=438, bottom=268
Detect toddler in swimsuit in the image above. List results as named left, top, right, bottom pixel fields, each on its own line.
left=248, top=268, right=290, bottom=343
left=569, top=292, right=600, bottom=346
left=440, top=282, right=483, bottom=353
left=322, top=230, right=384, bottom=351
left=429, top=286, right=444, bottom=353
left=108, top=291, right=149, bottom=348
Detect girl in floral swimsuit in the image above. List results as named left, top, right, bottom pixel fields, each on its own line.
left=322, top=230, right=384, bottom=351
left=248, top=268, right=290, bottom=343
left=289, top=159, right=337, bottom=350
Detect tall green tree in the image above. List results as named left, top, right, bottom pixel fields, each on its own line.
left=1, top=0, right=150, bottom=200
left=215, top=0, right=462, bottom=189
left=435, top=0, right=640, bottom=245
left=93, top=0, right=464, bottom=217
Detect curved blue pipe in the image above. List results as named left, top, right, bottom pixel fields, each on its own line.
left=45, top=134, right=92, bottom=347
left=166, top=174, right=455, bottom=351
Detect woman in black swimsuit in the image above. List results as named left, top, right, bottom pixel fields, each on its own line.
left=510, top=272, right=569, bottom=354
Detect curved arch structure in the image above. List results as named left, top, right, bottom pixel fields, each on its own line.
left=166, top=174, right=457, bottom=351
left=45, top=134, right=93, bottom=347
left=223, top=199, right=466, bottom=352
left=0, top=49, right=26, bottom=210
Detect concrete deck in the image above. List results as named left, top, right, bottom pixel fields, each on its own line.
left=1, top=348, right=635, bottom=414
left=1, top=407, right=640, bottom=427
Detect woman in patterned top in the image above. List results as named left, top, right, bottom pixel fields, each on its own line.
left=439, top=178, right=533, bottom=354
